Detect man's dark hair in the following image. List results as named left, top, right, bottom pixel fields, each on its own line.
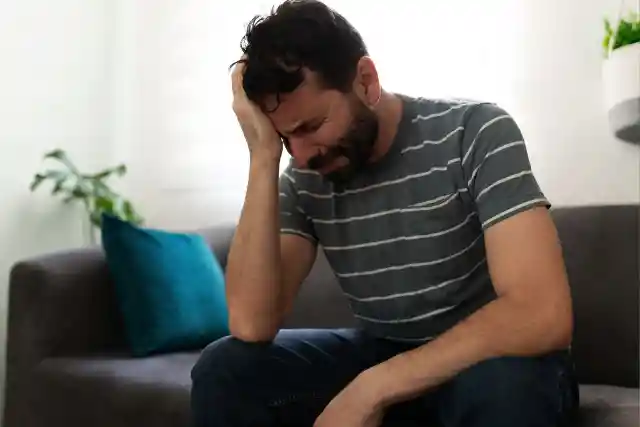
left=235, top=0, right=368, bottom=111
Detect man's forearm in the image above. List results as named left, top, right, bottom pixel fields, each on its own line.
left=225, top=156, right=283, bottom=340
left=365, top=295, right=573, bottom=407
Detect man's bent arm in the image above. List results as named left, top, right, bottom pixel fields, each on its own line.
left=358, top=103, right=574, bottom=407
left=225, top=157, right=317, bottom=342
left=363, top=207, right=574, bottom=407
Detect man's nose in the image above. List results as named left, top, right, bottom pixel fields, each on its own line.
left=287, top=137, right=317, bottom=168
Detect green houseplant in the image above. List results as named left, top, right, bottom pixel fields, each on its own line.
left=603, top=12, right=640, bottom=58
left=30, top=149, right=143, bottom=243
left=601, top=9, right=640, bottom=143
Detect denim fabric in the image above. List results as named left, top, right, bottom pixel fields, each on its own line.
left=190, top=328, right=579, bottom=427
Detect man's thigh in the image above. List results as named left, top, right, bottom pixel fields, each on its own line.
left=190, top=328, right=388, bottom=427
left=431, top=351, right=579, bottom=427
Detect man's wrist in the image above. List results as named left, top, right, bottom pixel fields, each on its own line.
left=357, top=364, right=399, bottom=410
left=360, top=354, right=433, bottom=409
left=249, top=152, right=281, bottom=174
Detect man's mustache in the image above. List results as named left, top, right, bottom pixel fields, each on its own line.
left=280, top=134, right=353, bottom=171
left=307, top=145, right=346, bottom=171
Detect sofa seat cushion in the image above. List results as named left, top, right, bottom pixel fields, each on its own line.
left=32, top=351, right=200, bottom=427
left=29, top=355, right=640, bottom=427
left=577, top=385, right=639, bottom=427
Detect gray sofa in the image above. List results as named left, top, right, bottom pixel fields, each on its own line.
left=3, top=204, right=639, bottom=427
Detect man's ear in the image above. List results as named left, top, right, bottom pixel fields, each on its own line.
left=354, top=56, right=381, bottom=107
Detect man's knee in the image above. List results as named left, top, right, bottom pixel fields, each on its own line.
left=457, top=357, right=551, bottom=401
left=191, top=335, right=270, bottom=390
left=440, top=355, right=567, bottom=426
left=190, top=336, right=273, bottom=426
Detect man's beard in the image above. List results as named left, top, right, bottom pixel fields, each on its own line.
left=307, top=99, right=379, bottom=185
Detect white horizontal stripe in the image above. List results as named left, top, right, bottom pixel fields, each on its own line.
left=281, top=172, right=296, bottom=183
left=299, top=160, right=459, bottom=199
left=462, top=114, right=511, bottom=165
left=416, top=97, right=474, bottom=105
left=476, top=170, right=532, bottom=201
left=280, top=212, right=292, bottom=216
left=355, top=304, right=457, bottom=324
left=279, top=193, right=287, bottom=198
left=409, top=188, right=468, bottom=207
left=312, top=189, right=466, bottom=225
left=344, top=257, right=487, bottom=302
left=291, top=168, right=320, bottom=175
left=401, top=127, right=464, bottom=154
left=467, top=141, right=525, bottom=187
left=281, top=228, right=315, bottom=241
left=323, top=212, right=476, bottom=251
left=482, top=198, right=548, bottom=228
left=410, top=103, right=476, bottom=123
left=335, top=234, right=483, bottom=278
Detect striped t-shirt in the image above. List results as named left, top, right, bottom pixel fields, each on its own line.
left=278, top=94, right=550, bottom=343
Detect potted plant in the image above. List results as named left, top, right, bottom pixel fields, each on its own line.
left=30, top=149, right=144, bottom=244
left=602, top=10, right=640, bottom=143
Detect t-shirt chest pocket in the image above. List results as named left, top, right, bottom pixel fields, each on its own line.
left=402, top=189, right=471, bottom=234
left=317, top=186, right=471, bottom=278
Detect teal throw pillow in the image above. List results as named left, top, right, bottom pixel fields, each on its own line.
left=101, top=214, right=229, bottom=356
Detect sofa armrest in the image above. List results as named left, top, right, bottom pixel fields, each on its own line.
left=4, top=247, right=125, bottom=427
left=6, top=247, right=125, bottom=367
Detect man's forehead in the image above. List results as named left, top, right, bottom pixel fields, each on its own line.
left=264, top=78, right=335, bottom=132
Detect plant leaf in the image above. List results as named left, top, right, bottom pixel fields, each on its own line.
left=32, top=149, right=143, bottom=228
left=604, top=13, right=640, bottom=56
left=29, top=174, right=46, bottom=191
left=90, top=164, right=127, bottom=180
left=121, top=199, right=143, bottom=225
left=97, top=195, right=115, bottom=212
left=30, top=169, right=70, bottom=192
left=51, top=180, right=65, bottom=195
left=71, top=187, right=89, bottom=199
left=90, top=210, right=103, bottom=228
left=44, top=149, right=80, bottom=175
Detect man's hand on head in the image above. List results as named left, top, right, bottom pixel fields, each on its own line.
left=231, top=57, right=283, bottom=162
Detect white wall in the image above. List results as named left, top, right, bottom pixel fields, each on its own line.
left=512, top=0, right=640, bottom=205
left=123, top=0, right=638, bottom=233
left=0, top=0, right=117, bottom=412
left=117, top=0, right=284, bottom=229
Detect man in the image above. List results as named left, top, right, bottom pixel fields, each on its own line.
left=191, top=1, right=580, bottom=426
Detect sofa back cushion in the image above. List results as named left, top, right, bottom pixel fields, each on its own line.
left=551, top=204, right=639, bottom=388
left=283, top=250, right=356, bottom=329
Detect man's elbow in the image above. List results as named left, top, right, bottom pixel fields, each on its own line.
left=228, top=315, right=279, bottom=343
left=555, top=309, right=574, bottom=349
left=541, top=299, right=574, bottom=351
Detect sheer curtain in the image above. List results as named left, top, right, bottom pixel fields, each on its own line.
left=118, top=0, right=527, bottom=228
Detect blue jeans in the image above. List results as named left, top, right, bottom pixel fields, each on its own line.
left=190, top=328, right=579, bottom=427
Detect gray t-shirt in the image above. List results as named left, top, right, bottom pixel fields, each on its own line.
left=279, top=94, right=550, bottom=343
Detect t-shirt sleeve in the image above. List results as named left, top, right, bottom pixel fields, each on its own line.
left=460, top=103, right=551, bottom=230
left=278, top=168, right=318, bottom=244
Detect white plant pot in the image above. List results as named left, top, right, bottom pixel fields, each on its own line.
left=602, top=42, right=640, bottom=143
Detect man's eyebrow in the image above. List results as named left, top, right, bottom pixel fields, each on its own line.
left=281, top=121, right=304, bottom=135
left=282, top=117, right=323, bottom=135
